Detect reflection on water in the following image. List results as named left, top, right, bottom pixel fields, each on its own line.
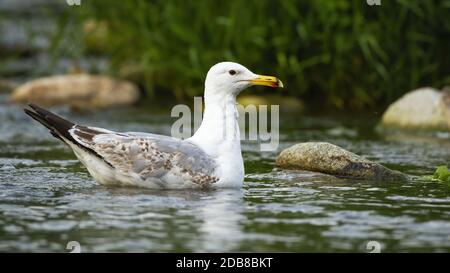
left=0, top=95, right=450, bottom=252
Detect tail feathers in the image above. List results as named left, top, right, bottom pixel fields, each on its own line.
left=24, top=104, right=115, bottom=169
left=24, top=108, right=63, bottom=142
left=24, top=104, right=75, bottom=143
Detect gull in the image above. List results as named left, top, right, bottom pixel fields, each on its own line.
left=24, top=62, right=283, bottom=189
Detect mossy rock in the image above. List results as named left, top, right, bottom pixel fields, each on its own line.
left=276, top=142, right=408, bottom=181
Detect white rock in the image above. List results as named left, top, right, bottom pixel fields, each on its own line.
left=441, top=87, right=450, bottom=129
left=381, top=87, right=448, bottom=130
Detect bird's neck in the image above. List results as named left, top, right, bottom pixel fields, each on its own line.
left=187, top=86, right=245, bottom=187
left=188, top=89, right=241, bottom=156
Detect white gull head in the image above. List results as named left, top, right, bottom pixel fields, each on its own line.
left=204, top=62, right=283, bottom=101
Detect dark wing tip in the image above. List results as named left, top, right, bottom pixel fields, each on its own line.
left=23, top=104, right=114, bottom=168
left=27, top=103, right=38, bottom=111
left=24, top=103, right=75, bottom=138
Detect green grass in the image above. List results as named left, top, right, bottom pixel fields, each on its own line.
left=55, top=0, right=450, bottom=109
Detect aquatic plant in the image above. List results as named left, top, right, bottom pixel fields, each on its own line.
left=434, top=166, right=450, bottom=183
left=53, top=0, right=450, bottom=109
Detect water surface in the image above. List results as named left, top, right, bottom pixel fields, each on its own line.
left=1, top=95, right=449, bottom=252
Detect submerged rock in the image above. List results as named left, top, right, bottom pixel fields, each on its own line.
left=9, top=74, right=140, bottom=108
left=276, top=142, right=408, bottom=181
left=380, top=87, right=449, bottom=131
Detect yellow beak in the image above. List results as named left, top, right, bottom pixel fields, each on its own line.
left=250, top=74, right=284, bottom=88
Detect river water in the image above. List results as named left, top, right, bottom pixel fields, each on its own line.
left=0, top=94, right=449, bottom=252
left=0, top=0, right=449, bottom=253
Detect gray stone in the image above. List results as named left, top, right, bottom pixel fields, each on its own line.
left=276, top=142, right=408, bottom=181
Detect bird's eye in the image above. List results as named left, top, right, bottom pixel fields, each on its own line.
left=229, top=70, right=237, bottom=76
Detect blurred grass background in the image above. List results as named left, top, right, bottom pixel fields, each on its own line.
left=3, top=0, right=450, bottom=110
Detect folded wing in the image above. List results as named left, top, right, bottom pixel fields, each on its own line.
left=70, top=126, right=219, bottom=188
left=24, top=104, right=218, bottom=188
